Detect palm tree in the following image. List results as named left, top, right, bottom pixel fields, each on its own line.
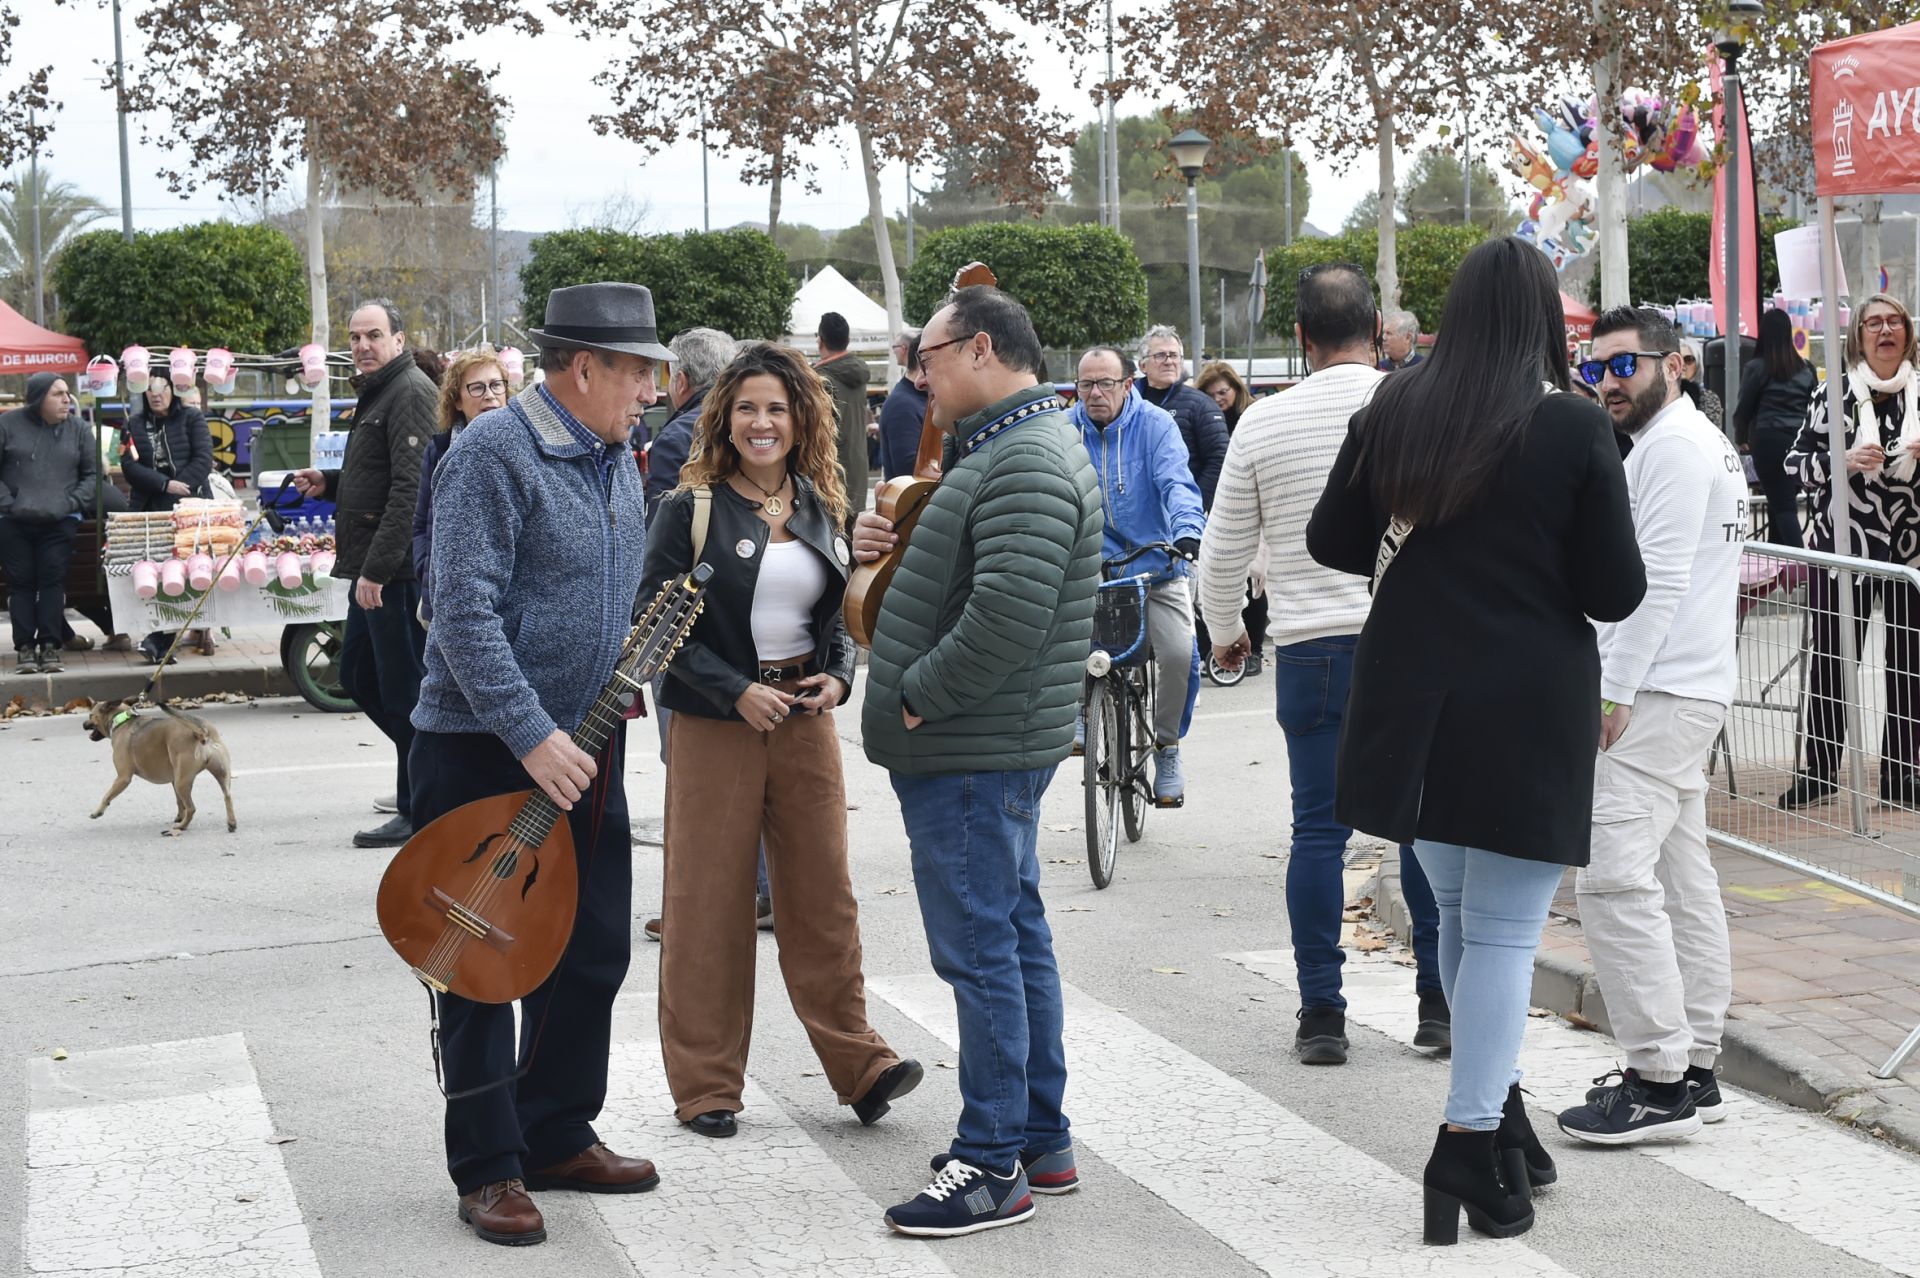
left=0, top=168, right=108, bottom=321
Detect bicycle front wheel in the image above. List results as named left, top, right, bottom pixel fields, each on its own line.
left=1122, top=665, right=1151, bottom=842
left=1083, top=679, right=1122, bottom=888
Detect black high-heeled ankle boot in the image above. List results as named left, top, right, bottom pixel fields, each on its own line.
left=1421, top=1124, right=1535, bottom=1246
left=1496, top=1083, right=1557, bottom=1189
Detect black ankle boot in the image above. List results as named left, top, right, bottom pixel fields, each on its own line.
left=1496, top=1083, right=1557, bottom=1189
left=1422, top=1124, right=1535, bottom=1246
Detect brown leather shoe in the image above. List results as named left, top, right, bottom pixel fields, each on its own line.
left=525, top=1142, right=661, bottom=1194
left=457, top=1179, right=546, bottom=1246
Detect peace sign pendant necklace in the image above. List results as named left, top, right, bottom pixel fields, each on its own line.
left=743, top=470, right=788, bottom=517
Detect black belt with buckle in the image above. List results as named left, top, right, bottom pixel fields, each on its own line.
left=758, top=659, right=820, bottom=684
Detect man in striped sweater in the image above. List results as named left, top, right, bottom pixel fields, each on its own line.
left=1198, top=263, right=1447, bottom=1065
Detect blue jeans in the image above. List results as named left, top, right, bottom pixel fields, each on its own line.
left=1272, top=636, right=1441, bottom=1008
left=1411, top=841, right=1565, bottom=1130
left=890, top=767, right=1070, bottom=1174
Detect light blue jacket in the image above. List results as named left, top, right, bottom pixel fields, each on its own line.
left=1068, top=389, right=1206, bottom=580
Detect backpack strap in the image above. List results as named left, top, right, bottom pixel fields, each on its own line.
left=690, top=485, right=712, bottom=562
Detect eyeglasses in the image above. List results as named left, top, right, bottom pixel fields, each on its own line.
left=464, top=379, right=507, bottom=398
left=1577, top=351, right=1672, bottom=386
left=1864, top=314, right=1911, bottom=333
left=1145, top=351, right=1183, bottom=363
left=913, top=335, right=970, bottom=373
left=1075, top=378, right=1124, bottom=394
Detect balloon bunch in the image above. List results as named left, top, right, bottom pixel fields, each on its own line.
left=1512, top=89, right=1711, bottom=272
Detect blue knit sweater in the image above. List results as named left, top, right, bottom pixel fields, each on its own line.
left=410, top=386, right=647, bottom=758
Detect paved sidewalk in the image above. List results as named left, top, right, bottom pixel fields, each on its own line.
left=1374, top=843, right=1920, bottom=1152
left=4, top=623, right=294, bottom=706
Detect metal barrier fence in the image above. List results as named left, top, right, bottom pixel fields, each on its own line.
left=1707, top=542, right=1920, bottom=1078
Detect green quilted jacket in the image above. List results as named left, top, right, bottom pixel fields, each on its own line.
left=862, top=385, right=1104, bottom=775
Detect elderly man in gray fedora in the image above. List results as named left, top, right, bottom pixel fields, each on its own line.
left=408, top=282, right=671, bottom=1247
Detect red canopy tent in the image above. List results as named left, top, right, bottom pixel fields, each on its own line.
left=1560, top=290, right=1597, bottom=344
left=0, top=298, right=86, bottom=376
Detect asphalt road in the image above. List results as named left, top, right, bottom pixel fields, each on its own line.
left=2, top=671, right=1913, bottom=1277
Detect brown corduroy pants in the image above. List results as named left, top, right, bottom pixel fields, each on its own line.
left=658, top=701, right=898, bottom=1120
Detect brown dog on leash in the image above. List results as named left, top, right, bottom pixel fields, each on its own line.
left=84, top=700, right=236, bottom=836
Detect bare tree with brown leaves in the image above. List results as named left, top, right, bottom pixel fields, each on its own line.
left=1126, top=1, right=1532, bottom=314
left=558, top=0, right=1079, bottom=336
left=124, top=0, right=535, bottom=436
left=0, top=1, right=55, bottom=182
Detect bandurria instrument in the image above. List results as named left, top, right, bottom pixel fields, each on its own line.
left=375, top=564, right=714, bottom=1004
left=843, top=260, right=998, bottom=648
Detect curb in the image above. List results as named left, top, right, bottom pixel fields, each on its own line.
left=9, top=660, right=295, bottom=706
left=1370, top=853, right=1920, bottom=1153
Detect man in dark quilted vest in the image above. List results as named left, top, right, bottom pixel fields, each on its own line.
left=854, top=284, right=1103, bottom=1237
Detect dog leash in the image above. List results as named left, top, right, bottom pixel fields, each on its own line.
left=131, top=477, right=296, bottom=709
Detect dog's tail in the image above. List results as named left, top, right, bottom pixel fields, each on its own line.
left=156, top=702, right=214, bottom=743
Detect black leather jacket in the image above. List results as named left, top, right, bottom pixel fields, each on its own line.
left=641, top=474, right=857, bottom=720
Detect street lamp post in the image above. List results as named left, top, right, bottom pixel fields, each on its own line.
left=1716, top=0, right=1765, bottom=439
left=1169, top=128, right=1212, bottom=362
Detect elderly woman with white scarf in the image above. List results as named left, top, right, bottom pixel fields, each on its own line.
left=1781, top=293, right=1920, bottom=810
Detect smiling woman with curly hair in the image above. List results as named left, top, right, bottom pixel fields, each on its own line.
left=639, top=341, right=919, bottom=1138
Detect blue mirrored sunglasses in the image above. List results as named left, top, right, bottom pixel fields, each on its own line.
left=1577, top=350, right=1671, bottom=386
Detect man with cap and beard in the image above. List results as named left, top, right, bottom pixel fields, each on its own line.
left=406, top=282, right=669, bottom=1247
left=0, top=373, right=95, bottom=675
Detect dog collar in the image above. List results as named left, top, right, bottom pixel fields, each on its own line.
left=110, top=710, right=135, bottom=730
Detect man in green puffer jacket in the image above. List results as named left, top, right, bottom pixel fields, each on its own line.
left=855, top=284, right=1102, bottom=1238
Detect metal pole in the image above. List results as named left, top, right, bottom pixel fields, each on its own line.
left=1104, top=0, right=1119, bottom=235
left=905, top=163, right=915, bottom=265
left=1819, top=196, right=1869, bottom=833
left=1096, top=118, right=1109, bottom=226
left=1186, top=175, right=1202, bottom=364
left=1283, top=143, right=1293, bottom=246
left=29, top=108, right=44, bottom=326
left=111, top=0, right=134, bottom=242
left=1724, top=47, right=1744, bottom=438
left=700, top=100, right=710, bottom=233
left=489, top=162, right=500, bottom=347
left=1219, top=275, right=1227, bottom=358
left=1462, top=102, right=1472, bottom=227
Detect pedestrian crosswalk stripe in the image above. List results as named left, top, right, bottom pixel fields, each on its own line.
left=868, top=975, right=1576, bottom=1276
left=26, top=1033, right=321, bottom=1278
left=1230, top=949, right=1920, bottom=1278
left=592, top=1038, right=955, bottom=1277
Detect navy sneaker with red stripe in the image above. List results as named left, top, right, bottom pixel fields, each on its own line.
left=888, top=1157, right=1035, bottom=1237
left=1021, top=1142, right=1080, bottom=1195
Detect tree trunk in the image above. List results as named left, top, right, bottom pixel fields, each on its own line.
left=306, top=148, right=330, bottom=456
left=856, top=121, right=904, bottom=340
left=1374, top=114, right=1400, bottom=314
left=768, top=136, right=784, bottom=236
left=1860, top=194, right=1884, bottom=298
left=1592, top=33, right=1630, bottom=308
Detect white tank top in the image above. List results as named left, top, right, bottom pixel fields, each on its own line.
left=752, top=538, right=829, bottom=662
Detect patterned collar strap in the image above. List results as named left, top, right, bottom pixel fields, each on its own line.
left=964, top=394, right=1063, bottom=454
left=110, top=710, right=135, bottom=730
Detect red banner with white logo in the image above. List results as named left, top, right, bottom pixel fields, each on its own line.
left=1813, top=21, right=1920, bottom=197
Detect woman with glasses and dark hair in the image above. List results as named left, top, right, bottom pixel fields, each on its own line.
left=1734, top=309, right=1816, bottom=547
left=413, top=347, right=508, bottom=625
left=1780, top=293, right=1920, bottom=809
left=1307, top=235, right=1646, bottom=1246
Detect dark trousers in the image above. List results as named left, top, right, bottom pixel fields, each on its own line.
left=341, top=580, right=426, bottom=820
left=1805, top=568, right=1920, bottom=780
left=1274, top=634, right=1442, bottom=1005
left=1750, top=426, right=1804, bottom=548
left=410, top=726, right=633, bottom=1195
left=0, top=517, right=76, bottom=651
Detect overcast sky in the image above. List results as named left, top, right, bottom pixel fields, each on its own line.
left=17, top=1, right=1393, bottom=241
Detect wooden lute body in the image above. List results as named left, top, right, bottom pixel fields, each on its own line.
left=375, top=565, right=713, bottom=1004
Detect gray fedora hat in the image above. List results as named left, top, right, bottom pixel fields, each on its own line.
left=528, top=282, right=674, bottom=361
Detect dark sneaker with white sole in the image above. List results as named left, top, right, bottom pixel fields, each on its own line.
left=1559, top=1069, right=1701, bottom=1145
left=1296, top=1006, right=1348, bottom=1065
left=935, top=1142, right=1079, bottom=1195
left=885, top=1157, right=1034, bottom=1237
left=1685, top=1064, right=1726, bottom=1123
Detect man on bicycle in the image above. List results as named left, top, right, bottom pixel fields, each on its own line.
left=1069, top=345, right=1206, bottom=806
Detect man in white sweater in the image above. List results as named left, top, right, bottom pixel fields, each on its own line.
left=1557, top=307, right=1745, bottom=1147
left=1199, top=264, right=1448, bottom=1065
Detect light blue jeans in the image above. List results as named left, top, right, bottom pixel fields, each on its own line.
left=1411, top=841, right=1566, bottom=1131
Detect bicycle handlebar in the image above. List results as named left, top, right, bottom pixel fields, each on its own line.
left=1102, top=541, right=1187, bottom=573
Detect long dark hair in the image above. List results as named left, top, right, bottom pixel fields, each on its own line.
left=1756, top=308, right=1806, bottom=383
left=1351, top=236, right=1570, bottom=526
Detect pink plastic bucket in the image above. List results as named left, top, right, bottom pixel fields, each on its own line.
left=217, top=556, right=242, bottom=591
left=187, top=552, right=215, bottom=591
left=310, top=549, right=336, bottom=580
left=169, top=347, right=197, bottom=389
left=298, top=344, right=327, bottom=388
left=121, top=345, right=151, bottom=387
left=131, top=560, right=159, bottom=599
left=159, top=558, right=187, bottom=596
left=242, top=549, right=269, bottom=587
left=275, top=552, right=304, bottom=589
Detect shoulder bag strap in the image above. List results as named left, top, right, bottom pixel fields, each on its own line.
left=690, top=485, right=712, bottom=562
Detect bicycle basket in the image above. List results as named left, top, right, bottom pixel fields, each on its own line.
left=1092, top=577, right=1150, bottom=665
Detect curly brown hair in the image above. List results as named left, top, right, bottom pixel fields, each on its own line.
left=678, top=342, right=849, bottom=525
left=436, top=346, right=507, bottom=434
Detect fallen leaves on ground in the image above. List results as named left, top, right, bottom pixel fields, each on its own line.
left=1150, top=967, right=1188, bottom=975
left=1060, top=905, right=1094, bottom=913
left=1564, top=1011, right=1600, bottom=1032
left=50, top=1047, right=67, bottom=1061
left=1045, top=823, right=1077, bottom=833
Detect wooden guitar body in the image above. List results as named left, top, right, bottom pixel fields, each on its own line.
left=375, top=791, right=579, bottom=1005
left=844, top=473, right=938, bottom=648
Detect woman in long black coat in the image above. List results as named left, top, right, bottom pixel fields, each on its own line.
left=1307, top=237, right=1646, bottom=1246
